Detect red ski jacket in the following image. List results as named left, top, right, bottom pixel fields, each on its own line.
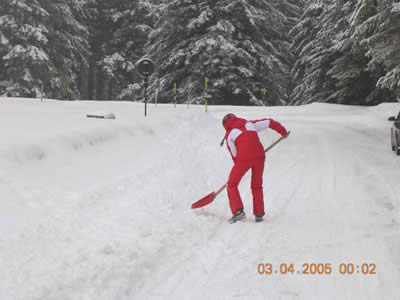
left=222, top=116, right=287, bottom=162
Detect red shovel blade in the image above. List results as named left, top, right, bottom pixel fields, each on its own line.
left=191, top=192, right=216, bottom=209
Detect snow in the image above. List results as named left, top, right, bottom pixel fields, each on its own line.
left=187, top=9, right=212, bottom=30
left=213, top=20, right=235, bottom=34
left=0, top=31, right=9, bottom=45
left=377, top=66, right=400, bottom=90
left=307, top=2, right=323, bottom=16
left=121, top=60, right=135, bottom=72
left=102, top=53, right=125, bottom=75
left=1, top=97, right=400, bottom=299
left=3, top=45, right=49, bottom=63
left=392, top=3, right=400, bottom=14
left=19, top=24, right=49, bottom=44
left=22, top=68, right=33, bottom=83
left=10, top=0, right=33, bottom=13
left=349, top=0, right=365, bottom=27
left=238, top=66, right=254, bottom=77
left=103, top=53, right=124, bottom=66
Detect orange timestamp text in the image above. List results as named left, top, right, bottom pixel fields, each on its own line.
left=257, top=263, right=376, bottom=275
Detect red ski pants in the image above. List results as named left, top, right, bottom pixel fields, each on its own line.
left=227, top=158, right=265, bottom=215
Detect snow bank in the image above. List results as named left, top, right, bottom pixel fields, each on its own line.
left=0, top=98, right=153, bottom=164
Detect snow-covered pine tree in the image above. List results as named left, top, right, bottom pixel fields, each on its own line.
left=82, top=0, right=114, bottom=100
left=279, top=0, right=305, bottom=100
left=0, top=0, right=90, bottom=99
left=291, top=0, right=399, bottom=105
left=364, top=1, right=400, bottom=98
left=42, top=0, right=90, bottom=100
left=146, top=0, right=302, bottom=106
left=0, top=0, right=52, bottom=97
left=326, top=0, right=392, bottom=105
left=98, top=0, right=155, bottom=100
left=323, top=0, right=371, bottom=104
left=290, top=0, right=351, bottom=105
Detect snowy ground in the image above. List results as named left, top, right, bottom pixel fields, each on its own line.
left=1, top=97, right=400, bottom=300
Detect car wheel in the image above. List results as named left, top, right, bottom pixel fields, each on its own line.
left=397, top=134, right=400, bottom=156
left=391, top=128, right=395, bottom=151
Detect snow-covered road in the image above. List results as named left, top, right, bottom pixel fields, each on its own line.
left=1, top=98, right=399, bottom=300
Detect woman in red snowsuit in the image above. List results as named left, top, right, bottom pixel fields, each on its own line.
left=221, top=113, right=288, bottom=223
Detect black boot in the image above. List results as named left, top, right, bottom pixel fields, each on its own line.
left=255, top=212, right=265, bottom=223
left=228, top=209, right=246, bottom=224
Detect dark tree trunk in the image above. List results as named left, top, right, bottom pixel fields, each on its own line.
left=88, top=58, right=97, bottom=100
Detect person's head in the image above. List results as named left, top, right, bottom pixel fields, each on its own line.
left=222, top=113, right=236, bottom=128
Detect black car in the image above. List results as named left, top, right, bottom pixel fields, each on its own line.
left=390, top=112, right=400, bottom=155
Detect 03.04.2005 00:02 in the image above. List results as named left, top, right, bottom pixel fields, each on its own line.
left=257, top=263, right=376, bottom=275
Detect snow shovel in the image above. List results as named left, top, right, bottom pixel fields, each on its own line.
left=191, top=131, right=290, bottom=209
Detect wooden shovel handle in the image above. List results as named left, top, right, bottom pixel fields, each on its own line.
left=215, top=131, right=290, bottom=197
left=264, top=131, right=290, bottom=153
left=215, top=183, right=227, bottom=196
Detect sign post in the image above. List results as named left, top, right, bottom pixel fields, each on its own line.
left=137, top=58, right=155, bottom=117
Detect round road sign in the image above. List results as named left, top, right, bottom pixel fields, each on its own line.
left=137, top=58, right=155, bottom=77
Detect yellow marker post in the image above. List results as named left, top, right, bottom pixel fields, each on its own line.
left=174, top=83, right=177, bottom=108
left=40, top=84, right=44, bottom=102
left=205, top=77, right=208, bottom=112
left=264, top=88, right=267, bottom=106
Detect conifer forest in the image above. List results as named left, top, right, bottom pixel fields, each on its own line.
left=0, top=0, right=399, bottom=106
